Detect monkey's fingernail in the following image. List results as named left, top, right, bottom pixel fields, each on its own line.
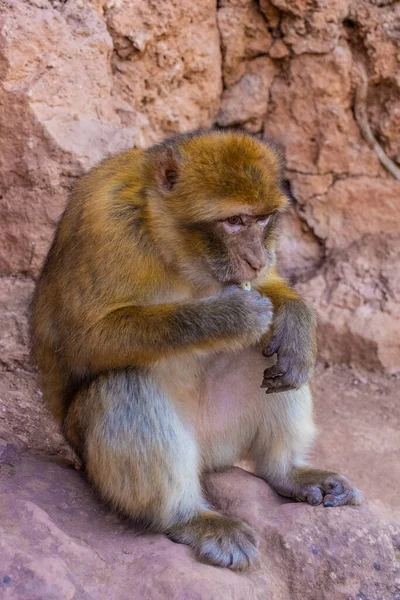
left=324, top=500, right=335, bottom=507
left=261, top=377, right=274, bottom=387
left=262, top=348, right=273, bottom=357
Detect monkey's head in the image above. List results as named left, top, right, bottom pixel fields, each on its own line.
left=147, top=130, right=288, bottom=285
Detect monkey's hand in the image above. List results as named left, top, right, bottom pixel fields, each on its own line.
left=261, top=299, right=317, bottom=393
left=220, top=286, right=274, bottom=345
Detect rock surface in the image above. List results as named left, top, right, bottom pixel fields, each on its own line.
left=298, top=233, right=400, bottom=373
left=1, top=450, right=399, bottom=600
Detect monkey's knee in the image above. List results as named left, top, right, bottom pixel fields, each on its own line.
left=64, top=371, right=203, bottom=528
left=252, top=386, right=317, bottom=479
left=167, top=510, right=259, bottom=570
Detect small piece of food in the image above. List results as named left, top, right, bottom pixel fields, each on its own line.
left=240, top=282, right=252, bottom=291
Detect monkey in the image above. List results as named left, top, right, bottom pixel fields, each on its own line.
left=30, top=129, right=362, bottom=570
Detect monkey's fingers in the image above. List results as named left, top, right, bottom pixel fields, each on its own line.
left=261, top=364, right=283, bottom=383
left=263, top=384, right=296, bottom=395
left=261, top=365, right=297, bottom=393
left=262, top=338, right=280, bottom=357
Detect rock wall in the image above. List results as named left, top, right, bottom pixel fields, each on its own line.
left=1, top=0, right=399, bottom=371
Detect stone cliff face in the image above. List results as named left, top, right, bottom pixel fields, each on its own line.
left=1, top=0, right=399, bottom=371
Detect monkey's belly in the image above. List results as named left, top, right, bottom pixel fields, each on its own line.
left=154, top=348, right=275, bottom=470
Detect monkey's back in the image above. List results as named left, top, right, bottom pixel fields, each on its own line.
left=29, top=147, right=162, bottom=421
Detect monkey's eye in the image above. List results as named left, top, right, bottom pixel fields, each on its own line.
left=226, top=216, right=243, bottom=226
left=257, top=215, right=271, bottom=227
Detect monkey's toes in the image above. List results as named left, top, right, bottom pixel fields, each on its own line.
left=299, top=486, right=323, bottom=506
left=298, top=474, right=363, bottom=507
left=167, top=512, right=259, bottom=570
left=321, top=476, right=363, bottom=507
left=196, top=517, right=259, bottom=570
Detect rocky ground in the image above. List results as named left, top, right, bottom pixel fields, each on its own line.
left=1, top=358, right=399, bottom=599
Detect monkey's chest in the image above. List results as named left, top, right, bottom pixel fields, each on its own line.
left=152, top=349, right=273, bottom=444
left=152, top=354, right=204, bottom=410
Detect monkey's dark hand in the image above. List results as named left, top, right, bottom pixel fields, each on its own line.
left=261, top=299, right=316, bottom=394
left=221, top=286, right=274, bottom=344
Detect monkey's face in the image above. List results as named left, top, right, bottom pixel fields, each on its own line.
left=149, top=130, right=288, bottom=284
left=187, top=212, right=277, bottom=285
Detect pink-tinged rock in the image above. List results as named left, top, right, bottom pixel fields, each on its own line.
left=217, top=57, right=277, bottom=131
left=0, top=1, right=144, bottom=277
left=103, top=0, right=221, bottom=135
left=277, top=209, right=323, bottom=280
left=298, top=234, right=400, bottom=372
left=259, top=0, right=280, bottom=29
left=290, top=174, right=333, bottom=203
left=0, top=427, right=27, bottom=466
left=264, top=45, right=382, bottom=176
left=278, top=0, right=349, bottom=55
left=0, top=277, right=34, bottom=367
left=0, top=0, right=221, bottom=276
left=0, top=450, right=399, bottom=600
left=268, top=39, right=289, bottom=60
left=305, top=178, right=400, bottom=251
left=217, top=1, right=272, bottom=87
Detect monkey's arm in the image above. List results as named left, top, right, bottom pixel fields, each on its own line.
left=255, top=268, right=317, bottom=392
left=69, top=290, right=272, bottom=374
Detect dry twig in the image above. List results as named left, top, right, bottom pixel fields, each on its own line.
left=354, top=62, right=400, bottom=180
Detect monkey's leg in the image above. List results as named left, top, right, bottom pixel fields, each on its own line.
left=251, top=384, right=363, bottom=507
left=204, top=347, right=362, bottom=507
left=64, top=368, right=258, bottom=570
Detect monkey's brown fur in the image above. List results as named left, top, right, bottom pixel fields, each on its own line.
left=31, top=129, right=361, bottom=570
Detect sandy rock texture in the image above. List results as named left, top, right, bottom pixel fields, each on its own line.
left=1, top=0, right=399, bottom=371
left=1, top=449, right=399, bottom=600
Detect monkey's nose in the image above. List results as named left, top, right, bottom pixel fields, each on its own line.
left=244, top=255, right=263, bottom=272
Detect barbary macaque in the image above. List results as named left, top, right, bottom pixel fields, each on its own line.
left=30, top=129, right=361, bottom=569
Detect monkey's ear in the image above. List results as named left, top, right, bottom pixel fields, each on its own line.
left=155, top=146, right=180, bottom=192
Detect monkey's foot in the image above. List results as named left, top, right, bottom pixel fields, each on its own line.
left=272, top=467, right=363, bottom=507
left=166, top=511, right=259, bottom=570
